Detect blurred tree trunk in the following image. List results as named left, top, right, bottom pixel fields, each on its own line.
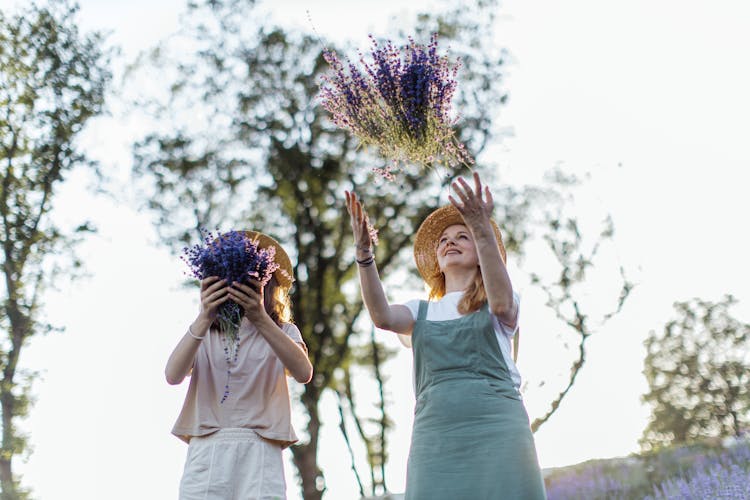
left=292, top=389, right=325, bottom=499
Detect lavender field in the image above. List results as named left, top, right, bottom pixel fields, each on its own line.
left=544, top=438, right=750, bottom=500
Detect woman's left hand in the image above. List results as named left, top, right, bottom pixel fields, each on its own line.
left=228, top=278, right=268, bottom=324
left=448, top=171, right=494, bottom=230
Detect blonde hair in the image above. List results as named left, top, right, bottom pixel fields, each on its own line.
left=428, top=267, right=487, bottom=315
left=264, top=276, right=293, bottom=325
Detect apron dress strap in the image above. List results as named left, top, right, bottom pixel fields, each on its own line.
left=417, top=300, right=429, bottom=321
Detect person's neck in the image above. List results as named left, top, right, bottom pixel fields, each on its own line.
left=444, top=269, right=475, bottom=294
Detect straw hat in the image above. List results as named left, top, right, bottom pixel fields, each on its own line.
left=243, top=230, right=295, bottom=289
left=413, top=205, right=506, bottom=290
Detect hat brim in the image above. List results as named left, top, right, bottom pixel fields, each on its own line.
left=413, top=205, right=506, bottom=290
left=243, top=230, right=295, bottom=289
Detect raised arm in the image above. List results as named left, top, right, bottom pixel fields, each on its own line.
left=345, top=191, right=415, bottom=334
left=165, top=277, right=229, bottom=385
left=229, top=278, right=313, bottom=384
left=449, top=172, right=517, bottom=327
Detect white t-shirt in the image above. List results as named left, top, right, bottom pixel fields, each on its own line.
left=401, top=291, right=522, bottom=390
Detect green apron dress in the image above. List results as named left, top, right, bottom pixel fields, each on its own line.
left=405, top=301, right=547, bottom=500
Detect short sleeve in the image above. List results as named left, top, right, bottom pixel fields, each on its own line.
left=395, top=300, right=421, bottom=349
left=494, top=292, right=521, bottom=338
left=403, top=299, right=420, bottom=321
left=282, top=323, right=304, bottom=344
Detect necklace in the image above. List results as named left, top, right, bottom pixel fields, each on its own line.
left=219, top=329, right=241, bottom=404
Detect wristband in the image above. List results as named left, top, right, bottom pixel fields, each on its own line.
left=356, top=255, right=375, bottom=267
left=187, top=325, right=205, bottom=340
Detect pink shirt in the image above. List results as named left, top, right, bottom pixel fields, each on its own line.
left=171, top=319, right=304, bottom=448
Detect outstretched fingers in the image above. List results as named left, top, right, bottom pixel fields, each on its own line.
left=473, top=171, right=483, bottom=198
left=345, top=190, right=354, bottom=214
left=451, top=172, right=493, bottom=208
left=345, top=190, right=373, bottom=245
left=345, top=190, right=364, bottom=222
left=472, top=171, right=493, bottom=208
left=448, top=176, right=472, bottom=212
left=484, top=185, right=494, bottom=211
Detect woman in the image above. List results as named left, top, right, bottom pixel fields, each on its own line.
left=166, top=231, right=313, bottom=500
left=345, top=172, right=546, bottom=499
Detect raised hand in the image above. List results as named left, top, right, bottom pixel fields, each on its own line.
left=199, top=277, right=230, bottom=321
left=448, top=171, right=495, bottom=231
left=345, top=190, right=374, bottom=254
left=228, top=277, right=267, bottom=324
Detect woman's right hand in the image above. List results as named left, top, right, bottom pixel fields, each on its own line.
left=345, top=191, right=373, bottom=255
left=344, top=191, right=414, bottom=334
left=199, top=276, right=229, bottom=321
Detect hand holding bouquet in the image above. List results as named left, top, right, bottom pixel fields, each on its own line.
left=319, top=33, right=473, bottom=179
left=182, top=230, right=281, bottom=340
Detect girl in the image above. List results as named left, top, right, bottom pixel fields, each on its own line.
left=345, top=173, right=546, bottom=499
left=166, top=231, right=313, bottom=500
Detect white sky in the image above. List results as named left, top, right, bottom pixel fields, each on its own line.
left=5, top=0, right=750, bottom=499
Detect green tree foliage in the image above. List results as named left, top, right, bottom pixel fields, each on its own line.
left=0, top=2, right=111, bottom=497
left=641, top=295, right=750, bottom=451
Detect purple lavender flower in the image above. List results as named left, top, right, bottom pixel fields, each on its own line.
left=545, top=461, right=633, bottom=500
left=181, top=229, right=280, bottom=339
left=546, top=441, right=750, bottom=500
left=646, top=442, right=750, bottom=499
left=319, top=33, right=473, bottom=178
left=647, top=462, right=750, bottom=499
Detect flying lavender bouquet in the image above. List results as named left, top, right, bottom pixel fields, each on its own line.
left=182, top=230, right=280, bottom=342
left=319, top=33, right=473, bottom=179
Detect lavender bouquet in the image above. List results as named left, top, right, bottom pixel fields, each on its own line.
left=182, top=230, right=280, bottom=345
left=319, top=33, right=473, bottom=179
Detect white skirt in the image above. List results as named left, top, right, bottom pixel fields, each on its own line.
left=179, top=428, right=286, bottom=500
